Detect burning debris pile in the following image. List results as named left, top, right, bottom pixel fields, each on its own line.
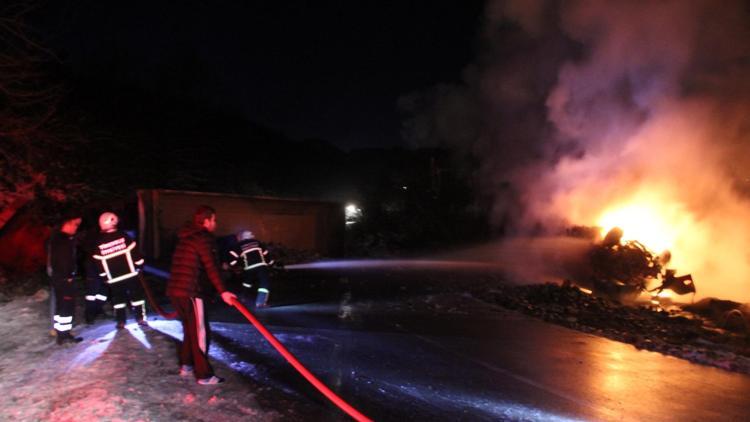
left=575, top=227, right=695, bottom=304
left=472, top=225, right=750, bottom=374
left=479, top=282, right=750, bottom=375
left=587, top=227, right=663, bottom=301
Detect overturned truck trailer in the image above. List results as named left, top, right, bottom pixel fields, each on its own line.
left=137, top=189, right=345, bottom=262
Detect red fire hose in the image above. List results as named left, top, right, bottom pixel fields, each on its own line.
left=138, top=273, right=177, bottom=319
left=230, top=298, right=372, bottom=422
left=139, top=272, right=370, bottom=421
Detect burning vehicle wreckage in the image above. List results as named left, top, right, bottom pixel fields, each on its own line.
left=483, top=226, right=750, bottom=374
left=565, top=226, right=749, bottom=335
left=583, top=227, right=695, bottom=304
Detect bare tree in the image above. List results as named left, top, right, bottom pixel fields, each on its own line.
left=0, top=1, right=87, bottom=227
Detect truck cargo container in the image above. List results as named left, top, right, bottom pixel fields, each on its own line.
left=137, top=189, right=344, bottom=262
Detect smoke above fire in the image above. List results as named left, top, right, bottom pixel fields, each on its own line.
left=400, top=0, right=750, bottom=302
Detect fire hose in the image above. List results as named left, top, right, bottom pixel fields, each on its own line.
left=138, top=267, right=371, bottom=421
left=231, top=298, right=372, bottom=422
left=137, top=273, right=177, bottom=319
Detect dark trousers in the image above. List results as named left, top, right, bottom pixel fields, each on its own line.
left=85, top=276, right=108, bottom=322
left=51, top=277, right=76, bottom=333
left=110, top=276, right=146, bottom=323
left=49, top=285, right=56, bottom=329
left=240, top=266, right=270, bottom=305
left=170, top=296, right=214, bottom=379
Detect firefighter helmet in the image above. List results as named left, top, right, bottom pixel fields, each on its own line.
left=98, top=212, right=119, bottom=232
left=239, top=230, right=254, bottom=241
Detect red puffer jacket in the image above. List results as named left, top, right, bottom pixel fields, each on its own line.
left=166, top=223, right=226, bottom=298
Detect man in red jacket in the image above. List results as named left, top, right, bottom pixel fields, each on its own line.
left=167, top=205, right=237, bottom=385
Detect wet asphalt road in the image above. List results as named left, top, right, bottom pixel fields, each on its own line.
left=149, top=265, right=750, bottom=421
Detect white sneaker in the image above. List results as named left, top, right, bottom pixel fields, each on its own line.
left=179, top=365, right=193, bottom=376
left=197, top=375, right=225, bottom=385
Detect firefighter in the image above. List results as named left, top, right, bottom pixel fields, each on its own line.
left=47, top=213, right=84, bottom=345
left=228, top=230, right=274, bottom=308
left=92, top=212, right=147, bottom=329
left=167, top=205, right=237, bottom=385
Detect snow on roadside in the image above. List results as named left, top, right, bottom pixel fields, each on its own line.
left=0, top=293, right=282, bottom=421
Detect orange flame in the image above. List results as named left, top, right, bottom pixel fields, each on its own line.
left=538, top=106, right=750, bottom=303
left=597, top=203, right=677, bottom=253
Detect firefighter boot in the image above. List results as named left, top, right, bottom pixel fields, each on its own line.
left=56, top=331, right=83, bottom=345
left=132, top=301, right=148, bottom=327
left=115, top=308, right=127, bottom=329
left=255, top=288, right=270, bottom=308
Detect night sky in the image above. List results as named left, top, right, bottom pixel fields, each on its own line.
left=35, top=1, right=484, bottom=150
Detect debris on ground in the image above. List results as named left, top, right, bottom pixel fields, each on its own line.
left=683, top=298, right=750, bottom=333
left=475, top=282, right=750, bottom=374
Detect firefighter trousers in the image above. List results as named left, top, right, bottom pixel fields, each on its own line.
left=85, top=276, right=108, bottom=322
left=170, top=296, right=214, bottom=379
left=51, top=277, right=76, bottom=334
left=240, top=266, right=270, bottom=306
left=110, top=276, right=146, bottom=323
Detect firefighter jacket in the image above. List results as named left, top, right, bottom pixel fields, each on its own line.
left=228, top=238, right=274, bottom=271
left=92, top=230, right=144, bottom=284
left=81, top=230, right=102, bottom=277
left=166, top=223, right=227, bottom=299
left=47, top=230, right=79, bottom=280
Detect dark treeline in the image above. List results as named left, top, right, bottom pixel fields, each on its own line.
left=63, top=77, right=490, bottom=253
left=1, top=1, right=490, bottom=256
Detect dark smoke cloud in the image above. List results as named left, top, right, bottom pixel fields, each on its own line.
left=399, top=0, right=578, bottom=229
left=400, top=0, right=750, bottom=224
left=400, top=0, right=750, bottom=301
